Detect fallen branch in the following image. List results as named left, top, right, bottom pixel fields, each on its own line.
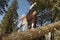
left=5, top=21, right=60, bottom=40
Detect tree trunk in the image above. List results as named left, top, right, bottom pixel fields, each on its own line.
left=4, top=21, right=60, bottom=40
left=51, top=19, right=56, bottom=40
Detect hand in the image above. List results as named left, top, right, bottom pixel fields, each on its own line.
left=34, top=2, right=37, bottom=5
left=29, top=2, right=37, bottom=9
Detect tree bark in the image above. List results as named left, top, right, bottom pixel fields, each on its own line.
left=4, top=21, right=60, bottom=40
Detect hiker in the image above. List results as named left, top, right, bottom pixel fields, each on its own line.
left=14, top=2, right=37, bottom=31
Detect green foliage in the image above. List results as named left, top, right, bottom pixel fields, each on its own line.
left=28, top=0, right=60, bottom=11
left=1, top=0, right=18, bottom=34
left=0, top=0, right=9, bottom=15
left=54, top=29, right=60, bottom=40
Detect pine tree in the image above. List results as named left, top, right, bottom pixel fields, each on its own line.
left=1, top=0, right=18, bottom=34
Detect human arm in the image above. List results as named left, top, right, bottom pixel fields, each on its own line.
left=14, top=16, right=25, bottom=24
left=29, top=2, right=37, bottom=10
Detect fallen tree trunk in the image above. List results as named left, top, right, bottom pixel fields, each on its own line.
left=5, top=21, right=60, bottom=40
